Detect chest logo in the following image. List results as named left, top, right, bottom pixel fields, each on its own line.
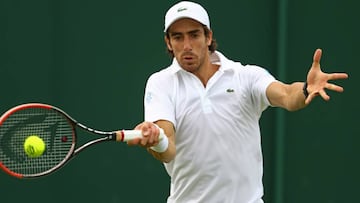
left=226, top=88, right=235, bottom=93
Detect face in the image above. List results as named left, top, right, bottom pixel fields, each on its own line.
left=165, top=18, right=212, bottom=73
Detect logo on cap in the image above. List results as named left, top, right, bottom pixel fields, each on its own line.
left=177, top=7, right=187, bottom=12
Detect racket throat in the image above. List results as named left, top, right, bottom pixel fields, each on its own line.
left=74, top=134, right=116, bottom=155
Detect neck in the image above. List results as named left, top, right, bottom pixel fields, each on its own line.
left=193, top=63, right=220, bottom=87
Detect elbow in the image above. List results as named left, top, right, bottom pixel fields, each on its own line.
left=162, top=157, right=173, bottom=163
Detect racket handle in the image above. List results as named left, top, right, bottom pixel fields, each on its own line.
left=119, top=129, right=165, bottom=142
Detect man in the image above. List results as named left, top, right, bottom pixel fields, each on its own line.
left=127, top=1, right=348, bottom=202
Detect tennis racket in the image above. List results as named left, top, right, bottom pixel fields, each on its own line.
left=0, top=103, right=164, bottom=179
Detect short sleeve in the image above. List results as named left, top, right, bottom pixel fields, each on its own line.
left=144, top=71, right=176, bottom=126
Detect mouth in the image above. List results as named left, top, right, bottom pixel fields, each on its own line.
left=182, top=53, right=195, bottom=61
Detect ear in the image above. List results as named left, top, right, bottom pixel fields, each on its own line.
left=206, top=29, right=213, bottom=46
left=164, top=35, right=173, bottom=51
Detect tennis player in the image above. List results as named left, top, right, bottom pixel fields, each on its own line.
left=129, top=1, right=348, bottom=202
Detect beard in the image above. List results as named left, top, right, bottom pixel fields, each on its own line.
left=177, top=51, right=206, bottom=73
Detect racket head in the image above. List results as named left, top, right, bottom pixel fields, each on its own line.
left=0, top=103, right=76, bottom=178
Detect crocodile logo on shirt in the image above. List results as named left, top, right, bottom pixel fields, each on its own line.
left=226, top=89, right=235, bottom=93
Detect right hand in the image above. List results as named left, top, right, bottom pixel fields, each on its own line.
left=127, top=122, right=161, bottom=148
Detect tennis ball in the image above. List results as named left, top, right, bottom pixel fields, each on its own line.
left=24, top=135, right=46, bottom=158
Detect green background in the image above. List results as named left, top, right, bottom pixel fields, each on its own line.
left=1, top=0, right=358, bottom=202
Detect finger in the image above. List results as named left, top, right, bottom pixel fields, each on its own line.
left=313, top=49, right=322, bottom=67
left=318, top=89, right=330, bottom=101
left=154, top=126, right=160, bottom=143
left=140, top=135, right=149, bottom=146
left=151, top=124, right=161, bottom=144
left=148, top=127, right=156, bottom=144
left=305, top=92, right=316, bottom=105
left=139, top=125, right=151, bottom=145
left=329, top=73, right=349, bottom=80
left=127, top=138, right=141, bottom=146
left=325, top=83, right=344, bottom=92
left=141, top=124, right=151, bottom=137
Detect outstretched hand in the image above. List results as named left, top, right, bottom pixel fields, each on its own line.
left=305, top=49, right=348, bottom=104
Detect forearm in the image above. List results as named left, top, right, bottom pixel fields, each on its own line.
left=267, top=81, right=308, bottom=111
left=147, top=138, right=175, bottom=163
left=283, top=82, right=308, bottom=111
left=147, top=120, right=176, bottom=163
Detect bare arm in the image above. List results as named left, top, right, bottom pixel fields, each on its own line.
left=127, top=120, right=176, bottom=163
left=266, top=81, right=307, bottom=111
left=267, top=49, right=348, bottom=111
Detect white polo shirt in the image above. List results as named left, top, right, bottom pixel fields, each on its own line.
left=144, top=51, right=276, bottom=203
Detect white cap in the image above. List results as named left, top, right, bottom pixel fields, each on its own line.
left=164, top=1, right=210, bottom=32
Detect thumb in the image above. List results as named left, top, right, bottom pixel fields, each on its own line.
left=312, top=48, right=322, bottom=67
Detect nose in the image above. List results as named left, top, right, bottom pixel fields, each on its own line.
left=183, top=36, right=192, bottom=51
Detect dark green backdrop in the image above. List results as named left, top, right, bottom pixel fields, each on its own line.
left=1, top=0, right=358, bottom=202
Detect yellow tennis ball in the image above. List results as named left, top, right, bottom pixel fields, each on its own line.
left=24, top=135, right=46, bottom=158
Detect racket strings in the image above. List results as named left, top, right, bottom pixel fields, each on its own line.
left=0, top=107, right=74, bottom=176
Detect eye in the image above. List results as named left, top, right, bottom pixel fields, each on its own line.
left=171, top=34, right=182, bottom=41
left=189, top=31, right=201, bottom=39
left=190, top=33, right=196, bottom=38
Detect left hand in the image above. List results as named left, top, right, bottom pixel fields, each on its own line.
left=305, top=48, right=348, bottom=104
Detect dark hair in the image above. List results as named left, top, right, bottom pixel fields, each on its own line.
left=165, top=25, right=218, bottom=57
